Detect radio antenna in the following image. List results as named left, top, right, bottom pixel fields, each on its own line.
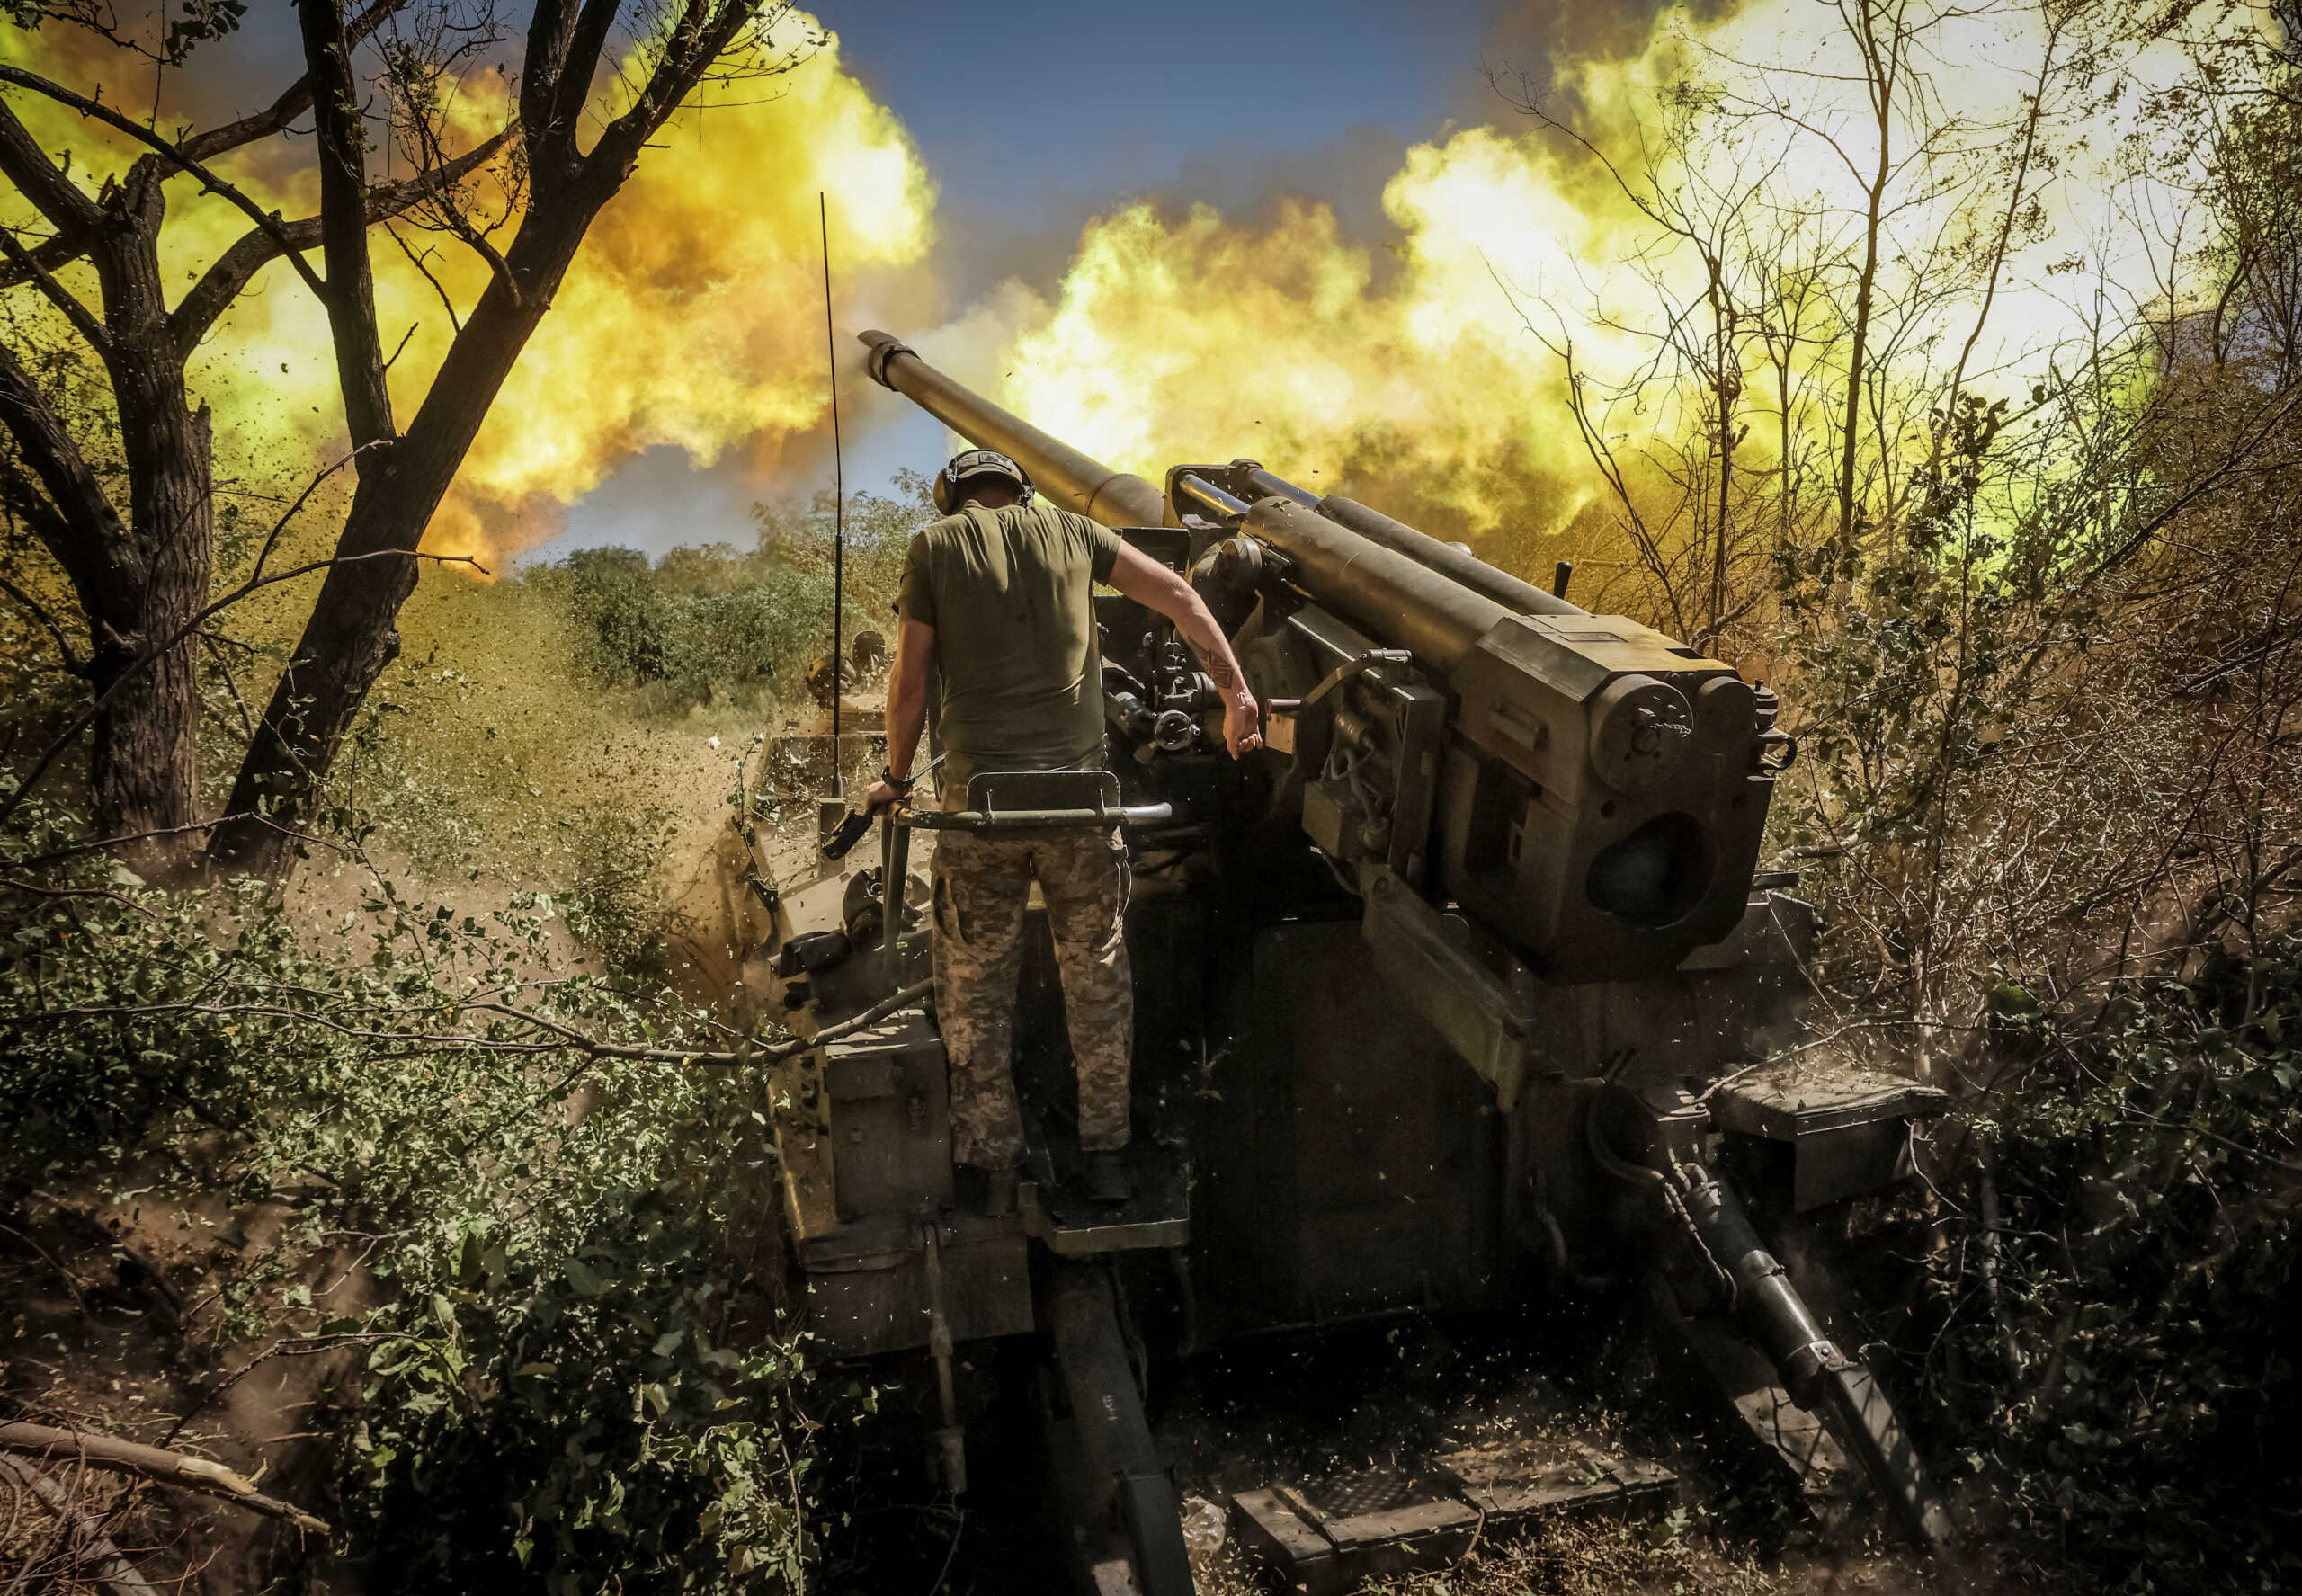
left=819, top=191, right=845, bottom=797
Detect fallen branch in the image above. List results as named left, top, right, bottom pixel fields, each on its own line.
left=767, top=978, right=938, bottom=1059
left=0, top=1422, right=328, bottom=1535
left=0, top=1452, right=160, bottom=1596
left=0, top=977, right=940, bottom=1070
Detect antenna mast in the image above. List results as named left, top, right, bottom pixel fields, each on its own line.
left=819, top=192, right=845, bottom=797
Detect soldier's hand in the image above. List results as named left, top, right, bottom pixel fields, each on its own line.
left=1222, top=691, right=1263, bottom=758
left=862, top=779, right=905, bottom=812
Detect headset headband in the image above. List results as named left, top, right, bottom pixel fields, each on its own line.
left=934, top=449, right=1035, bottom=514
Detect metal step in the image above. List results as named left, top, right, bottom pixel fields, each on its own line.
left=1023, top=1159, right=1191, bottom=1256
left=1228, top=1437, right=1673, bottom=1594
left=1022, top=1122, right=1191, bottom=1256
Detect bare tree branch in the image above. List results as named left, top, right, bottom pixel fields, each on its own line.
left=0, top=1452, right=159, bottom=1596
left=295, top=0, right=395, bottom=458
left=0, top=95, right=104, bottom=240
left=0, top=64, right=330, bottom=306
left=0, top=337, right=139, bottom=606
left=592, top=0, right=779, bottom=177
left=546, top=0, right=629, bottom=177
left=180, top=0, right=414, bottom=163
left=383, top=220, right=462, bottom=333
left=0, top=1422, right=329, bottom=1535
left=0, top=977, right=937, bottom=1073
left=0, top=229, right=94, bottom=294
left=0, top=231, right=110, bottom=357
left=169, top=129, right=512, bottom=359
left=0, top=568, right=87, bottom=676
left=0, top=0, right=415, bottom=296
left=517, top=0, right=585, bottom=174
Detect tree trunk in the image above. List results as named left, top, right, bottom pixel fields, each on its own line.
left=1835, top=0, right=1899, bottom=551
left=200, top=0, right=765, bottom=879
left=208, top=202, right=605, bottom=878
left=95, top=308, right=212, bottom=858
left=52, top=201, right=214, bottom=866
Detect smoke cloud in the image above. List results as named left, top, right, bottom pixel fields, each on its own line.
left=948, top=0, right=2203, bottom=577
left=3, top=11, right=937, bottom=569
left=2, top=0, right=2219, bottom=579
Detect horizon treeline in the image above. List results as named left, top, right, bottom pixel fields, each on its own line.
left=519, top=472, right=928, bottom=714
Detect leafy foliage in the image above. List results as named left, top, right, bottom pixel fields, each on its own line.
left=354, top=1183, right=817, bottom=1593
left=1912, top=951, right=2302, bottom=1588
left=1522, top=9, right=2302, bottom=1586
left=0, top=791, right=819, bottom=1592
left=527, top=477, right=928, bottom=713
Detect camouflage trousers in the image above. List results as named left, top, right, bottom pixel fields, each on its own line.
left=931, top=824, right=1132, bottom=1169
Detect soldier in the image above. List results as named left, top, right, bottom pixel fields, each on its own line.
left=862, top=449, right=1260, bottom=1215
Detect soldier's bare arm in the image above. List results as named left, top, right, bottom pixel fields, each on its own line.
left=1106, top=542, right=1263, bottom=758
left=863, top=619, right=937, bottom=810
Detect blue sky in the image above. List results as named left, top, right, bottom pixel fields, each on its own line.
left=834, top=1, right=1482, bottom=245
left=538, top=1, right=1518, bottom=559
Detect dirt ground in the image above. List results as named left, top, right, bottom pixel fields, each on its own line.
left=1, top=1175, right=361, bottom=1591
left=804, top=1307, right=2023, bottom=1596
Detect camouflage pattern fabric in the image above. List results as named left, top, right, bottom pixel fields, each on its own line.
left=931, top=824, right=1131, bottom=1168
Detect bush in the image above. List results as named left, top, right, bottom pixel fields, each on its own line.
left=0, top=795, right=819, bottom=1592
left=353, top=1181, right=816, bottom=1593
left=1916, top=950, right=2302, bottom=1590
left=526, top=476, right=929, bottom=714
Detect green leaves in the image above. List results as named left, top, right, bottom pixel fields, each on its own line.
left=525, top=476, right=930, bottom=716
left=1927, top=942, right=2302, bottom=1590
left=1, top=796, right=808, bottom=1594
left=353, top=1181, right=815, bottom=1592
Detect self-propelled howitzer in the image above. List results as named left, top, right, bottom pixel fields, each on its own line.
left=731, top=331, right=1952, bottom=1595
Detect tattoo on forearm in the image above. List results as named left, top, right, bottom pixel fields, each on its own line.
left=1173, top=611, right=1245, bottom=695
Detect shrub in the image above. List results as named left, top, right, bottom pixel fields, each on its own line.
left=1915, top=949, right=2302, bottom=1590
left=526, top=476, right=930, bottom=714
left=0, top=794, right=818, bottom=1592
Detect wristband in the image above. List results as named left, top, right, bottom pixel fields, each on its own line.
left=881, top=765, right=916, bottom=791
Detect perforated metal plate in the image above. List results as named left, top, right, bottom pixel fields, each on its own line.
left=1229, top=1439, right=1673, bottom=1596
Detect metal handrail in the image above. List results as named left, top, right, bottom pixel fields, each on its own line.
left=907, top=803, right=1173, bottom=832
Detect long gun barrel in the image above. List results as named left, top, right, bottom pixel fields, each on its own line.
left=864, top=331, right=1558, bottom=668
left=1178, top=463, right=1584, bottom=620
left=863, top=331, right=1165, bottom=527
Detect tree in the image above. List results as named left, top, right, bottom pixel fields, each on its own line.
left=0, top=0, right=807, bottom=877
left=1495, top=67, right=1817, bottom=655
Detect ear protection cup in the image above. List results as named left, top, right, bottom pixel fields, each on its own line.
left=934, top=449, right=1035, bottom=514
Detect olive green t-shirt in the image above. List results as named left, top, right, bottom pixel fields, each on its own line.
left=897, top=500, right=1125, bottom=790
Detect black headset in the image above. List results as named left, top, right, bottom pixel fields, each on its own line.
left=934, top=449, right=1035, bottom=515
